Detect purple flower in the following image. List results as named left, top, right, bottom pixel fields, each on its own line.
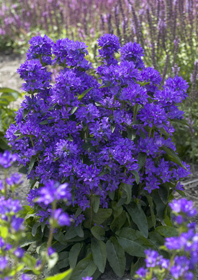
left=0, top=257, right=7, bottom=271
left=0, top=151, right=18, bottom=168
left=35, top=180, right=71, bottom=205
left=6, top=173, right=23, bottom=186
left=17, top=59, right=51, bottom=92
left=53, top=209, right=71, bottom=227
left=21, top=275, right=31, bottom=280
left=145, top=249, right=159, bottom=268
left=14, top=248, right=24, bottom=258
left=48, top=247, right=56, bottom=256
left=27, top=35, right=53, bottom=65
left=170, top=198, right=197, bottom=217
left=82, top=277, right=93, bottom=280
left=120, top=42, right=144, bottom=68
left=135, top=267, right=147, bottom=278
left=98, top=34, right=120, bottom=64
left=11, top=217, right=24, bottom=231
left=53, top=38, right=91, bottom=69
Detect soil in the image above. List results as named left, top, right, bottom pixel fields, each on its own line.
left=0, top=53, right=198, bottom=279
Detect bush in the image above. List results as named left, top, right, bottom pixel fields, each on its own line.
left=6, top=34, right=191, bottom=279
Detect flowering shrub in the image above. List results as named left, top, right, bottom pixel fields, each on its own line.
left=6, top=34, right=191, bottom=279
left=135, top=198, right=198, bottom=280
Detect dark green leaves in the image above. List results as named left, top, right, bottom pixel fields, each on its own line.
left=91, top=238, right=107, bottom=273
left=125, top=203, right=148, bottom=238
left=131, top=170, right=140, bottom=184
left=117, top=236, right=146, bottom=257
left=106, top=237, right=126, bottom=277
left=161, top=146, right=187, bottom=169
left=156, top=226, right=178, bottom=237
left=137, top=152, right=147, bottom=170
left=69, top=243, right=84, bottom=268
left=70, top=253, right=97, bottom=280
left=91, top=226, right=105, bottom=241
left=84, top=208, right=112, bottom=228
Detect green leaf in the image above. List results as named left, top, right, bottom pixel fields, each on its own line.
left=91, top=225, right=105, bottom=241
left=19, top=232, right=41, bottom=247
left=110, top=210, right=126, bottom=232
left=110, top=124, right=116, bottom=133
left=130, top=258, right=145, bottom=277
left=22, top=253, right=37, bottom=270
left=75, top=224, right=84, bottom=238
left=131, top=170, right=140, bottom=184
left=117, top=236, right=146, bottom=257
left=137, top=152, right=147, bottom=170
left=45, top=269, right=72, bottom=280
left=0, top=226, right=8, bottom=239
left=18, top=165, right=28, bottom=174
left=175, top=189, right=186, bottom=197
left=146, top=195, right=156, bottom=228
left=84, top=208, right=112, bottom=228
left=125, top=203, right=148, bottom=238
left=77, top=87, right=93, bottom=100
left=39, top=120, right=49, bottom=125
left=92, top=195, right=100, bottom=214
left=70, top=253, right=97, bottom=280
left=161, top=146, right=187, bottom=169
left=28, top=155, right=36, bottom=175
left=92, top=208, right=112, bottom=225
left=112, top=202, right=123, bottom=218
left=158, top=185, right=169, bottom=204
left=69, top=243, right=84, bottom=268
left=70, top=106, right=78, bottom=114
left=156, top=226, right=178, bottom=237
left=151, top=191, right=166, bottom=222
left=52, top=242, right=68, bottom=253
left=116, top=196, right=127, bottom=207
left=0, top=137, right=9, bottom=150
left=65, top=225, right=78, bottom=240
left=148, top=231, right=165, bottom=249
left=120, top=183, right=132, bottom=205
left=57, top=252, right=69, bottom=269
left=8, top=264, right=25, bottom=276
left=91, top=238, right=107, bottom=273
left=0, top=87, right=20, bottom=95
left=117, top=227, right=143, bottom=241
left=106, top=237, right=126, bottom=277
left=32, top=222, right=40, bottom=236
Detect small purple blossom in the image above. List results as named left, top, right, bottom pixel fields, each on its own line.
left=14, top=248, right=24, bottom=258
left=0, top=151, right=18, bottom=168
left=48, top=247, right=56, bottom=256
left=35, top=180, right=72, bottom=206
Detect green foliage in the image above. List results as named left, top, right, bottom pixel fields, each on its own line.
left=174, top=99, right=198, bottom=163
left=0, top=87, right=22, bottom=151
left=20, top=184, right=179, bottom=279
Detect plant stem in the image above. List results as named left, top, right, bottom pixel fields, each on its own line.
left=4, top=169, right=7, bottom=199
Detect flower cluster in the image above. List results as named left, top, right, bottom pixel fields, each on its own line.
left=6, top=34, right=190, bottom=224
left=33, top=180, right=72, bottom=226
left=135, top=198, right=198, bottom=280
